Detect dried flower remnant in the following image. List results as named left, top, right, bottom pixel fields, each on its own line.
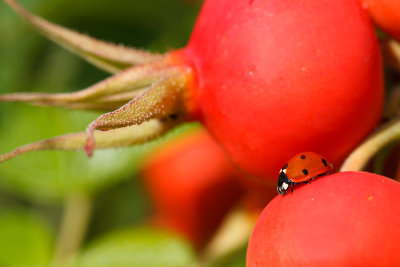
left=0, top=0, right=194, bottom=161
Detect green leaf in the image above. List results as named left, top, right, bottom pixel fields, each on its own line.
left=76, top=227, right=196, bottom=267
left=0, top=210, right=53, bottom=267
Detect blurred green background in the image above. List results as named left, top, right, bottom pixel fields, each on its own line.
left=0, top=0, right=248, bottom=266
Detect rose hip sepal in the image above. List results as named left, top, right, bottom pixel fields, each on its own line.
left=247, top=171, right=400, bottom=267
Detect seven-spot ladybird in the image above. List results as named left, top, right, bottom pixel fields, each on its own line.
left=277, top=152, right=333, bottom=195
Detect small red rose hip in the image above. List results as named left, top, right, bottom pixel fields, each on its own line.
left=358, top=0, right=400, bottom=40
left=142, top=129, right=243, bottom=249
left=247, top=171, right=400, bottom=266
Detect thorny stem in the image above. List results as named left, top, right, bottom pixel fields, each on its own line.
left=341, top=117, right=400, bottom=172
left=50, top=192, right=92, bottom=267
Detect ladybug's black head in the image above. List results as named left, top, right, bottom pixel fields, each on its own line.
left=277, top=169, right=291, bottom=196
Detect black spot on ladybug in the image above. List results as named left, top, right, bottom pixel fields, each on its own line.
left=282, top=163, right=288, bottom=169
left=321, top=158, right=328, bottom=167
left=300, top=155, right=306, bottom=159
left=302, top=169, right=309, bottom=175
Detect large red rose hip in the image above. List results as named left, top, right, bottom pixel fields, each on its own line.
left=0, top=0, right=383, bottom=185
left=247, top=171, right=400, bottom=266
left=184, top=0, right=383, bottom=182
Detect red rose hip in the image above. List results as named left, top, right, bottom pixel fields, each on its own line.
left=0, top=0, right=383, bottom=186
left=247, top=171, right=400, bottom=266
left=358, top=0, right=400, bottom=40
left=184, top=0, right=383, bottom=182
left=142, top=129, right=243, bottom=249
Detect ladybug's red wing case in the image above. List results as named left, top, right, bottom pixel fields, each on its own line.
left=277, top=152, right=333, bottom=196
left=285, top=152, right=333, bottom=183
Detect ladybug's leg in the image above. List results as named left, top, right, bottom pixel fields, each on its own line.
left=290, top=183, right=293, bottom=194
left=302, top=181, right=310, bottom=184
left=315, top=172, right=329, bottom=179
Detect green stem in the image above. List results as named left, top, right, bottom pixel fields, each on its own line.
left=381, top=38, right=400, bottom=72
left=50, top=192, right=92, bottom=267
left=341, top=117, right=400, bottom=172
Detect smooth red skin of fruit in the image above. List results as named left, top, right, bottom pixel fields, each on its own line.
left=142, top=130, right=243, bottom=249
left=247, top=171, right=400, bottom=267
left=181, top=0, right=383, bottom=183
left=358, top=0, right=400, bottom=40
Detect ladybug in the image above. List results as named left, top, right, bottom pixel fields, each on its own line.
left=277, top=152, right=333, bottom=195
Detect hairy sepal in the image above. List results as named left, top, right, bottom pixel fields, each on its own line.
left=5, top=0, right=162, bottom=73
left=0, top=119, right=180, bottom=163
left=84, top=69, right=192, bottom=156
left=0, top=60, right=175, bottom=111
